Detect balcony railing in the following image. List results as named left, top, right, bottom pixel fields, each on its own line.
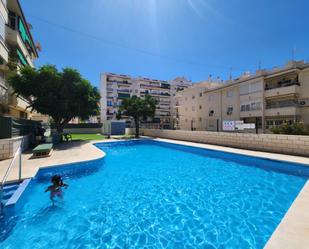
left=0, top=84, right=8, bottom=104
left=265, top=82, right=300, bottom=90
left=117, top=89, right=131, bottom=93
left=266, top=102, right=296, bottom=109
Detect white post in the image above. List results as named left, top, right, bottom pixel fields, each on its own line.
left=18, top=148, right=22, bottom=182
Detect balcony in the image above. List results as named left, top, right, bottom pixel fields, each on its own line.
left=6, top=26, right=34, bottom=67
left=116, top=80, right=131, bottom=86
left=140, top=84, right=161, bottom=90
left=240, top=110, right=262, bottom=118
left=265, top=98, right=300, bottom=116
left=117, top=89, right=131, bottom=93
left=265, top=106, right=300, bottom=117
left=265, top=84, right=300, bottom=98
left=0, top=83, right=8, bottom=104
left=0, top=38, right=9, bottom=63
left=118, top=93, right=131, bottom=99
left=8, top=94, right=30, bottom=110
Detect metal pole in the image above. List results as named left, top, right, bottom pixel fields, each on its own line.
left=18, top=148, right=22, bottom=182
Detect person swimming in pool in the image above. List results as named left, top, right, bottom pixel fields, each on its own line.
left=45, top=175, right=68, bottom=205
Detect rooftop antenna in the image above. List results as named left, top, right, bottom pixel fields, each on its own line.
left=229, top=67, right=232, bottom=80
left=258, top=60, right=262, bottom=70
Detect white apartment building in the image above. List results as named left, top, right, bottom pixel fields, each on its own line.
left=177, top=80, right=224, bottom=130
left=0, top=0, right=39, bottom=119
left=178, top=60, right=309, bottom=133
left=100, top=73, right=191, bottom=128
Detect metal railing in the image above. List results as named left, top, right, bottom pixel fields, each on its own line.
left=0, top=140, right=23, bottom=211
left=265, top=82, right=300, bottom=90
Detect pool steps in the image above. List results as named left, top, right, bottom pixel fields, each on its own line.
left=1, top=179, right=32, bottom=216
left=1, top=184, right=19, bottom=206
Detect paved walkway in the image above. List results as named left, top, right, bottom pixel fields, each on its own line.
left=0, top=137, right=308, bottom=248
left=0, top=140, right=106, bottom=183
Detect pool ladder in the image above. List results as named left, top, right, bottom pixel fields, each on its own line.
left=0, top=142, right=23, bottom=214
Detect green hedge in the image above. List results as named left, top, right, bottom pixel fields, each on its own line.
left=50, top=123, right=102, bottom=129
left=271, top=122, right=309, bottom=135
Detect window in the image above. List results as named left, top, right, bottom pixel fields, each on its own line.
left=226, top=90, right=233, bottom=98
left=199, top=117, right=202, bottom=122
left=209, top=108, right=214, bottom=116
left=0, top=14, right=5, bottom=41
left=209, top=120, right=215, bottom=128
left=265, top=119, right=295, bottom=129
left=199, top=105, right=202, bottom=110
left=227, top=106, right=233, bottom=115
left=251, top=102, right=261, bottom=111
left=240, top=101, right=262, bottom=112
left=251, top=82, right=263, bottom=92
left=239, top=84, right=250, bottom=95
left=199, top=92, right=203, bottom=97
left=107, top=101, right=113, bottom=107
left=19, top=111, right=27, bottom=119
left=192, top=95, right=195, bottom=99
left=240, top=103, right=250, bottom=112
left=239, top=82, right=263, bottom=95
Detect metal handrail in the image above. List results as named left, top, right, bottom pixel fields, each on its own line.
left=1, top=148, right=22, bottom=187
left=0, top=141, right=23, bottom=193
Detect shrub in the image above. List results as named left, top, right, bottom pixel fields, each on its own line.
left=271, top=122, right=309, bottom=135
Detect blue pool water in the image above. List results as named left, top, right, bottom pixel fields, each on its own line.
left=0, top=140, right=307, bottom=249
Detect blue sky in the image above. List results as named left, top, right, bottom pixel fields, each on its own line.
left=21, top=0, right=309, bottom=87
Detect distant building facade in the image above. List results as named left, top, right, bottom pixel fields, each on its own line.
left=178, top=60, right=309, bottom=133
left=177, top=81, right=224, bottom=130
left=100, top=73, right=192, bottom=128
left=0, top=0, right=39, bottom=119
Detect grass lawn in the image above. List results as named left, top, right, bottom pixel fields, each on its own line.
left=71, top=133, right=106, bottom=141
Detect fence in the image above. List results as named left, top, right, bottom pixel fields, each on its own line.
left=0, top=116, right=40, bottom=139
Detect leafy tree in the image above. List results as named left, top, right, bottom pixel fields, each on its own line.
left=119, top=95, right=157, bottom=137
left=8, top=65, right=100, bottom=133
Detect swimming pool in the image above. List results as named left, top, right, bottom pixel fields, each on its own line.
left=0, top=140, right=308, bottom=249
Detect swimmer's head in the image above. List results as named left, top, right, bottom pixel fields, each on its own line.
left=51, top=175, right=61, bottom=184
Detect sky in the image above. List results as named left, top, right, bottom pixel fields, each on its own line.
left=21, top=0, right=309, bottom=87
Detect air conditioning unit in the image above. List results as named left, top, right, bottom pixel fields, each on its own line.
left=296, top=99, right=309, bottom=107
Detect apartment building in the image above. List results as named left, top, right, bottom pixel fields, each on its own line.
left=169, top=77, right=192, bottom=129
left=0, top=0, right=39, bottom=119
left=178, top=60, right=309, bottom=133
left=100, top=73, right=191, bottom=128
left=177, top=80, right=224, bottom=130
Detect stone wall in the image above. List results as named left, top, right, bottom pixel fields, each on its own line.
left=0, top=135, right=30, bottom=161
left=125, top=128, right=135, bottom=135
left=140, top=129, right=309, bottom=157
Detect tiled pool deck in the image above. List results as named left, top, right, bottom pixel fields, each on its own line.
left=0, top=137, right=308, bottom=249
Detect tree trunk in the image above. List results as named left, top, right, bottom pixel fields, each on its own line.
left=55, top=123, right=64, bottom=143
left=56, top=124, right=63, bottom=133
left=134, top=117, right=139, bottom=138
